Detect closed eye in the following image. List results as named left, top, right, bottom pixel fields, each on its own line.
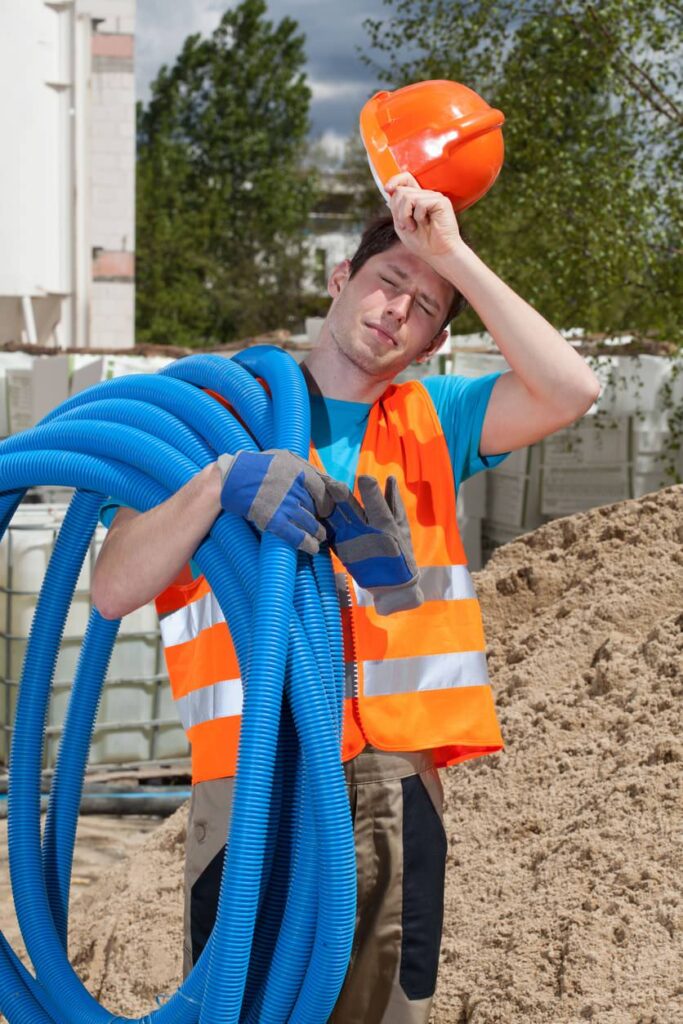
left=380, top=276, right=434, bottom=316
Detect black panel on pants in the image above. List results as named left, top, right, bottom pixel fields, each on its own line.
left=191, top=844, right=225, bottom=965
left=399, top=774, right=448, bottom=1000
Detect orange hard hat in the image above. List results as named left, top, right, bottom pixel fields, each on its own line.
left=360, top=80, right=505, bottom=212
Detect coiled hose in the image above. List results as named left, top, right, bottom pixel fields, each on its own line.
left=0, top=347, right=356, bottom=1023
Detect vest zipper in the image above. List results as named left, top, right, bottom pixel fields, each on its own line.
left=343, top=575, right=367, bottom=740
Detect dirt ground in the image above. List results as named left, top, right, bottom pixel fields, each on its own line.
left=1, top=485, right=682, bottom=1023
left=0, top=815, right=160, bottom=972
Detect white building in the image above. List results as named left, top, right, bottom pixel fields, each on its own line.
left=0, top=0, right=136, bottom=350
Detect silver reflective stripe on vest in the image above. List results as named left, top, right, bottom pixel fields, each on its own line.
left=159, top=590, right=225, bottom=648
left=174, top=648, right=488, bottom=722
left=174, top=677, right=243, bottom=730
left=334, top=564, right=486, bottom=701
left=336, top=564, right=477, bottom=608
left=363, top=650, right=490, bottom=697
left=164, top=566, right=485, bottom=724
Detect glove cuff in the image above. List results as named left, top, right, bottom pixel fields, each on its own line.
left=371, top=574, right=424, bottom=616
left=216, top=453, right=236, bottom=486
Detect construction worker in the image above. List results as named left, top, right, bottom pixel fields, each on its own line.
left=92, top=171, right=600, bottom=1023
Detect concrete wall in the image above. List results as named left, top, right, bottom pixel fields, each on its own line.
left=78, top=0, right=136, bottom=34
left=90, top=281, right=135, bottom=348
left=0, top=1, right=136, bottom=349
left=83, top=0, right=136, bottom=349
left=0, top=3, right=69, bottom=343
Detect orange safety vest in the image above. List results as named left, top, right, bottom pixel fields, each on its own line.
left=155, top=380, right=503, bottom=784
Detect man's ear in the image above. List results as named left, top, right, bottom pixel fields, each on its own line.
left=416, top=328, right=449, bottom=364
left=327, top=259, right=352, bottom=299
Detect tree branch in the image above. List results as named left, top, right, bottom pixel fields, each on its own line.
left=580, top=4, right=683, bottom=125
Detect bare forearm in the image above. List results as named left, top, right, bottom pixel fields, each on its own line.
left=433, top=244, right=600, bottom=408
left=92, top=462, right=222, bottom=619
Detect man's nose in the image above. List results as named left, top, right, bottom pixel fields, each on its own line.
left=385, top=291, right=412, bottom=322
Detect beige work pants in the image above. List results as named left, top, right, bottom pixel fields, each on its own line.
left=184, top=747, right=447, bottom=1024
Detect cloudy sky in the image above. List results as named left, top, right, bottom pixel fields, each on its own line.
left=136, top=0, right=392, bottom=157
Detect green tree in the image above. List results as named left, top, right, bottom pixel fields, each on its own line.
left=360, top=1, right=682, bottom=344
left=136, top=0, right=316, bottom=347
left=339, top=130, right=388, bottom=225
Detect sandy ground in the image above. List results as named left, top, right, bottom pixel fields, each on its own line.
left=1, top=485, right=682, bottom=1022
left=0, top=816, right=160, bottom=969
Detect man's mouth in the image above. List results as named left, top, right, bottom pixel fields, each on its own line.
left=366, top=323, right=397, bottom=347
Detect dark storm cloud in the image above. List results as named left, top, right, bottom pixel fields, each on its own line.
left=136, top=0, right=390, bottom=141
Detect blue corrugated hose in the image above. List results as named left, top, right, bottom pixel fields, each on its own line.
left=0, top=347, right=356, bottom=1023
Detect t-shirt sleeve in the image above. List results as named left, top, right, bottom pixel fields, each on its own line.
left=423, top=373, right=511, bottom=494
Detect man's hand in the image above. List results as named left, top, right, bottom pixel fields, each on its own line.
left=322, top=474, right=423, bottom=615
left=385, top=171, right=463, bottom=264
left=217, top=450, right=330, bottom=555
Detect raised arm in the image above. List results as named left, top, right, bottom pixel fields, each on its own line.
left=384, top=172, right=601, bottom=454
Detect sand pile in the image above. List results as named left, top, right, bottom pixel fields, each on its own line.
left=66, top=808, right=187, bottom=1011
left=432, top=484, right=683, bottom=1023
left=66, top=485, right=683, bottom=1022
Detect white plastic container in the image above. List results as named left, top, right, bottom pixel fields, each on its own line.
left=457, top=472, right=486, bottom=520
left=453, top=349, right=509, bottom=379
left=456, top=515, right=483, bottom=571
left=586, top=354, right=681, bottom=418
left=104, top=354, right=175, bottom=379
left=486, top=445, right=544, bottom=530
left=0, top=504, right=187, bottom=769
left=542, top=417, right=631, bottom=467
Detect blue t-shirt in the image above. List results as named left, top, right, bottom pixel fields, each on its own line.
left=100, top=373, right=510, bottom=569
left=310, top=372, right=509, bottom=491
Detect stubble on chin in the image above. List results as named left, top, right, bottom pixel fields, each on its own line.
left=330, top=321, right=373, bottom=375
left=330, top=320, right=397, bottom=381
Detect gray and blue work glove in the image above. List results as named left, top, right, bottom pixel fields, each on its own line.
left=217, top=449, right=330, bottom=555
left=322, top=475, right=424, bottom=616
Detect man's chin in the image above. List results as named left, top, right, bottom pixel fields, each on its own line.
left=333, top=328, right=403, bottom=377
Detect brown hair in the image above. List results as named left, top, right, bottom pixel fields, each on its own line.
left=347, top=214, right=469, bottom=335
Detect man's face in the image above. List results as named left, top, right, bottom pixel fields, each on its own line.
left=324, top=243, right=454, bottom=382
